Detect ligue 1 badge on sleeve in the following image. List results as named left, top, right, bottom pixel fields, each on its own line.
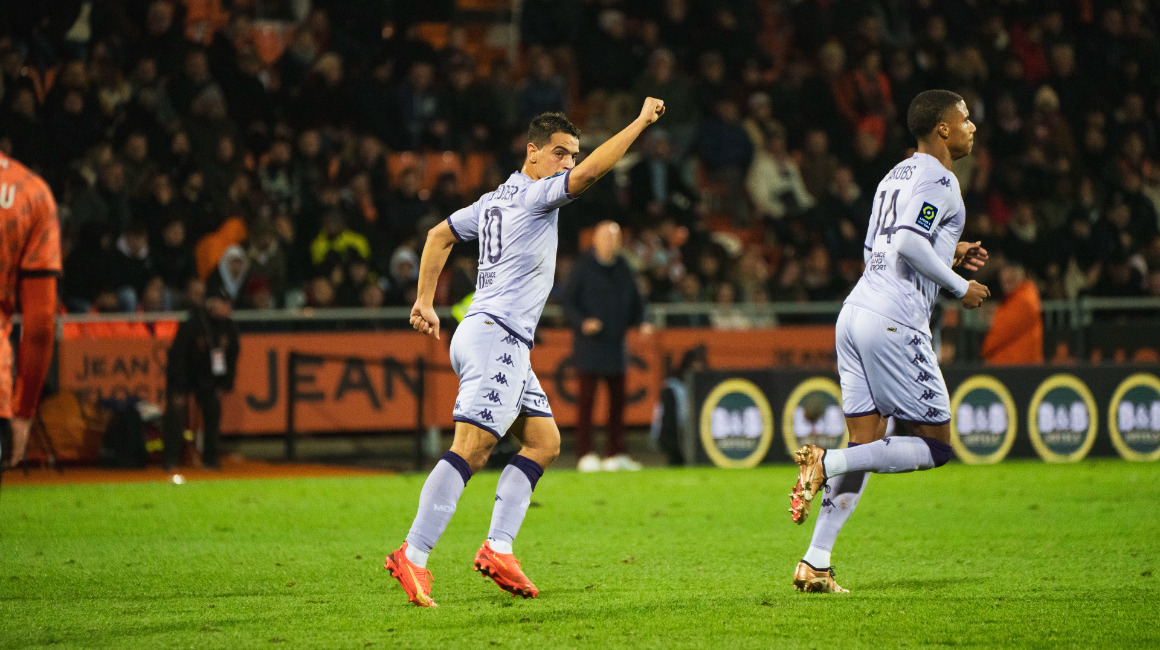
left=950, top=375, right=1017, bottom=464
left=699, top=378, right=774, bottom=469
left=1028, top=374, right=1098, bottom=463
left=1108, top=373, right=1160, bottom=462
left=781, top=377, right=850, bottom=456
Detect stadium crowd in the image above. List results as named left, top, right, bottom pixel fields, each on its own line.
left=2, top=0, right=1160, bottom=324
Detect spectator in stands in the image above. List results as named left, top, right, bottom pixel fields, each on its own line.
left=633, top=48, right=698, bottom=155
left=627, top=129, right=699, bottom=227
left=381, top=167, right=431, bottom=247
left=709, top=283, right=750, bottom=330
left=246, top=219, right=288, bottom=305
left=982, top=260, right=1044, bottom=365
left=207, top=244, right=250, bottom=308
left=61, top=221, right=115, bottom=312
left=153, top=216, right=196, bottom=299
left=518, top=54, right=569, bottom=124
left=695, top=98, right=753, bottom=221
left=311, top=210, right=371, bottom=271
left=110, top=222, right=155, bottom=311
left=747, top=123, right=815, bottom=224
left=797, top=129, right=841, bottom=202
left=394, top=61, right=441, bottom=150
left=70, top=160, right=132, bottom=234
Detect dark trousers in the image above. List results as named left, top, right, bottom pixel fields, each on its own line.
left=163, top=389, right=222, bottom=469
left=575, top=372, right=626, bottom=458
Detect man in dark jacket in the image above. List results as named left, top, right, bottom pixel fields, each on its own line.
left=562, top=221, right=652, bottom=472
left=163, top=287, right=239, bottom=471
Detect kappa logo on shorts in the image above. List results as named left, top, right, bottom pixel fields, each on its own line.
left=915, top=371, right=934, bottom=382
left=491, top=372, right=508, bottom=385
left=919, top=389, right=937, bottom=400
left=495, top=353, right=514, bottom=366
left=484, top=390, right=502, bottom=404
left=501, top=334, right=520, bottom=345
left=915, top=202, right=938, bottom=231
left=820, top=498, right=834, bottom=508
left=454, top=399, right=462, bottom=411
left=476, top=409, right=495, bottom=423
left=909, top=335, right=922, bottom=346
left=910, top=353, right=927, bottom=365
left=924, top=407, right=941, bottom=419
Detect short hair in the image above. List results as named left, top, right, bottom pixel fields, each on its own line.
left=907, top=90, right=964, bottom=141
left=527, top=112, right=580, bottom=147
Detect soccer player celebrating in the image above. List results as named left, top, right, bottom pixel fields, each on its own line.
left=0, top=153, right=61, bottom=471
left=385, top=98, right=666, bottom=607
left=788, top=90, right=990, bottom=593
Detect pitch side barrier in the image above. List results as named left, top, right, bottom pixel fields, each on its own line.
left=41, top=297, right=1160, bottom=464
left=690, top=365, right=1160, bottom=468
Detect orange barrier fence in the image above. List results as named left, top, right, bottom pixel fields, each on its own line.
left=56, top=326, right=836, bottom=435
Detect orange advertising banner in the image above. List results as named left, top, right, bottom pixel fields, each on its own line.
left=55, top=325, right=836, bottom=435
left=57, top=337, right=173, bottom=406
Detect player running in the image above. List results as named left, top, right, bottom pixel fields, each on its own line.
left=384, top=98, right=666, bottom=607
left=787, top=90, right=990, bottom=593
left=0, top=153, right=62, bottom=471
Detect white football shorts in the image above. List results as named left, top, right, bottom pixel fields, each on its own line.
left=450, top=314, right=552, bottom=438
left=835, top=303, right=951, bottom=426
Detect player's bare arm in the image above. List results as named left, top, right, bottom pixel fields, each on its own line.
left=566, top=97, right=665, bottom=196
left=954, top=240, right=989, bottom=271
left=409, top=220, right=458, bottom=339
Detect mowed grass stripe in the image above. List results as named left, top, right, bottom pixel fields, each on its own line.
left=2, top=460, right=1157, bottom=649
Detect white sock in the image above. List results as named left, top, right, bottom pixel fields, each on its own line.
left=827, top=437, right=937, bottom=474
left=802, top=470, right=869, bottom=569
left=802, top=546, right=831, bottom=568
left=487, top=538, right=513, bottom=554
left=822, top=448, right=848, bottom=477
left=404, top=544, right=430, bottom=568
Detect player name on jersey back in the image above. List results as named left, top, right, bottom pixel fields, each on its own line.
left=845, top=153, right=966, bottom=336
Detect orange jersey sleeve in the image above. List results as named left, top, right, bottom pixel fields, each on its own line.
left=0, top=155, right=62, bottom=419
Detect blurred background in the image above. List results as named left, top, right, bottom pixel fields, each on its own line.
left=3, top=0, right=1159, bottom=469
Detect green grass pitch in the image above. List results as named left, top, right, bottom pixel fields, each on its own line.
left=2, top=459, right=1158, bottom=649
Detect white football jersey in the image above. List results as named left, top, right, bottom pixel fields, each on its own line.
left=845, top=153, right=966, bottom=336
left=446, top=169, right=575, bottom=348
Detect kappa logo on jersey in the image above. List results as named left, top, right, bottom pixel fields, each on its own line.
left=911, top=353, right=927, bottom=365
left=491, top=372, right=508, bottom=385
left=820, top=498, right=835, bottom=508
left=484, top=390, right=502, bottom=404
left=919, top=389, right=937, bottom=400
left=476, top=409, right=495, bottom=423
left=924, top=407, right=941, bottom=419
left=915, top=201, right=938, bottom=231
left=909, top=335, right=922, bottom=346
left=915, top=371, right=934, bottom=382
left=501, top=333, right=520, bottom=345
left=495, top=353, right=514, bottom=366
left=937, top=177, right=951, bottom=187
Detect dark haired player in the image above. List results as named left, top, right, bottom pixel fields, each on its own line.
left=788, top=90, right=990, bottom=592
left=385, top=99, right=666, bottom=607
